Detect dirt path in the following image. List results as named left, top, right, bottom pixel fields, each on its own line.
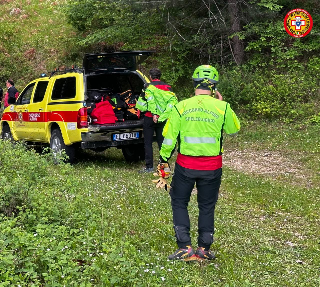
left=223, top=149, right=315, bottom=188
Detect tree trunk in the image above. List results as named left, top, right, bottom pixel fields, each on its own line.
left=227, top=0, right=244, bottom=65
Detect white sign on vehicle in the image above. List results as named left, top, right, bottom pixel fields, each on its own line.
left=67, top=123, right=77, bottom=130
left=113, top=132, right=139, bottom=141
left=29, top=113, right=41, bottom=122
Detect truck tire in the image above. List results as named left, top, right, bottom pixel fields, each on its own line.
left=122, top=143, right=145, bottom=162
left=50, top=129, right=76, bottom=163
left=1, top=125, right=13, bottom=141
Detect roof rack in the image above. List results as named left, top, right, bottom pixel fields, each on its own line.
left=49, top=66, right=83, bottom=78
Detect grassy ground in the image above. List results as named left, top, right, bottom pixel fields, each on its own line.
left=0, top=120, right=319, bottom=286
left=0, top=0, right=78, bottom=89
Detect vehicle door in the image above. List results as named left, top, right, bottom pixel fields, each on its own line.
left=25, top=80, right=49, bottom=141
left=13, top=83, right=35, bottom=140
left=83, top=51, right=154, bottom=74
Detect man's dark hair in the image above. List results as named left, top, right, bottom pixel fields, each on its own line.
left=7, top=79, right=14, bottom=86
left=149, top=68, right=161, bottom=80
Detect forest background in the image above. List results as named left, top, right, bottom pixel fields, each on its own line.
left=0, top=1, right=320, bottom=286
left=0, top=0, right=319, bottom=122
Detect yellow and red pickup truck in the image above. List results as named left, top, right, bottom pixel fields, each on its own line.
left=0, top=51, right=153, bottom=162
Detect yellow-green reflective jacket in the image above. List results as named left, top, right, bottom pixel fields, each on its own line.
left=136, top=83, right=178, bottom=122
left=160, top=94, right=240, bottom=161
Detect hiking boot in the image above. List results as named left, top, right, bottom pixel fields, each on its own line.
left=168, top=246, right=197, bottom=261
left=139, top=167, right=154, bottom=173
left=195, top=247, right=215, bottom=260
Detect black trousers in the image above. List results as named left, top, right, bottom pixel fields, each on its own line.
left=170, top=163, right=222, bottom=250
left=143, top=116, right=165, bottom=168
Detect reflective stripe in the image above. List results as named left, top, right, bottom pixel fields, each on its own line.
left=184, top=137, right=216, bottom=144
left=156, top=104, right=164, bottom=113
left=168, top=104, right=173, bottom=108
left=147, top=96, right=154, bottom=101
left=137, top=100, right=147, bottom=106
left=163, top=138, right=173, bottom=145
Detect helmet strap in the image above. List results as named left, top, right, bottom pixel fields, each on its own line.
left=194, top=80, right=215, bottom=93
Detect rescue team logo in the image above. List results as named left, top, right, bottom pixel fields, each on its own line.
left=284, top=9, right=313, bottom=38
left=18, top=111, right=23, bottom=123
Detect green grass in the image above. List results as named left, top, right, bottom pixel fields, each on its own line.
left=0, top=121, right=319, bottom=286
left=0, top=0, right=78, bottom=89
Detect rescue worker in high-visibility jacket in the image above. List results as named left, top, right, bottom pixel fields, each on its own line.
left=136, top=68, right=178, bottom=173
left=159, top=65, right=240, bottom=261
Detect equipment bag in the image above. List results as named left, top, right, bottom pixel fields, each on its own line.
left=107, top=90, right=141, bottom=121
left=90, top=100, right=117, bottom=124
left=122, top=91, right=140, bottom=120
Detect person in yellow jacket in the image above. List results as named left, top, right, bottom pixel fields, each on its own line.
left=159, top=65, right=240, bottom=261
left=136, top=68, right=178, bottom=173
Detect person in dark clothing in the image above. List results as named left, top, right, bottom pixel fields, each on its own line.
left=3, top=79, right=19, bottom=108
left=136, top=68, right=177, bottom=173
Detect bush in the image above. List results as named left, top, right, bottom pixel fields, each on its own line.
left=219, top=60, right=320, bottom=122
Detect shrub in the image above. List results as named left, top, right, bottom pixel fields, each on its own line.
left=219, top=60, right=320, bottom=122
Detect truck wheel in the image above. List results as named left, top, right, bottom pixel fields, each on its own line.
left=50, top=129, right=76, bottom=163
left=122, top=144, right=145, bottom=162
left=1, top=125, right=13, bottom=141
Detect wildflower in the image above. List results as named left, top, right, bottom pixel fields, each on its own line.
left=161, top=277, right=165, bottom=281
left=144, top=269, right=149, bottom=272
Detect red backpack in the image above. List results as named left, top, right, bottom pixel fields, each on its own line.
left=90, top=101, right=117, bottom=124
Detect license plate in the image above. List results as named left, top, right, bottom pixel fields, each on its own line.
left=112, top=132, right=139, bottom=141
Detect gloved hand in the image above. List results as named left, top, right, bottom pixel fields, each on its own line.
left=152, top=177, right=170, bottom=191
left=156, top=162, right=171, bottom=179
